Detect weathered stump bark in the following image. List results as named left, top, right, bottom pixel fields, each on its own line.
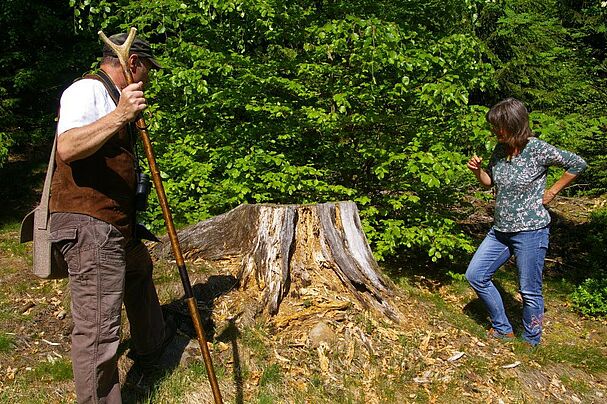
left=152, top=201, right=401, bottom=321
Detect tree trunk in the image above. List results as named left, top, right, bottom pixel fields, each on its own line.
left=152, top=201, right=401, bottom=322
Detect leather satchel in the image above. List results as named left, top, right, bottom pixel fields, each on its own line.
left=19, top=136, right=68, bottom=279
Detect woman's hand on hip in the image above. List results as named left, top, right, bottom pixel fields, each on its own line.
left=543, top=189, right=557, bottom=205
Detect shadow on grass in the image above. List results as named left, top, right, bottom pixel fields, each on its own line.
left=121, top=274, right=238, bottom=402
left=461, top=277, right=526, bottom=335
left=216, top=318, right=244, bottom=404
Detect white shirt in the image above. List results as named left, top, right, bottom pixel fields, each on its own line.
left=57, top=79, right=116, bottom=135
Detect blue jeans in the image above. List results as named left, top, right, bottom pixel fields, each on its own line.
left=465, top=226, right=549, bottom=346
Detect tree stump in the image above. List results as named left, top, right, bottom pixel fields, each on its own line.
left=152, top=201, right=401, bottom=322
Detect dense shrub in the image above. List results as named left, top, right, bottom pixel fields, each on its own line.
left=0, top=0, right=97, bottom=164
left=72, top=0, right=497, bottom=262
left=570, top=208, right=607, bottom=317
left=571, top=278, right=607, bottom=317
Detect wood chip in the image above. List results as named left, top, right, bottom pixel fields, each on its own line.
left=344, top=338, right=355, bottom=366
left=274, top=349, right=291, bottom=363
left=317, top=344, right=329, bottom=372
left=420, top=333, right=431, bottom=351
left=447, top=351, right=465, bottom=362
left=413, top=370, right=432, bottom=383
left=502, top=361, right=521, bottom=369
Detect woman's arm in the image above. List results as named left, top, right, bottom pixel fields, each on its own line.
left=543, top=171, right=579, bottom=205
left=467, top=155, right=492, bottom=188
left=540, top=140, right=587, bottom=205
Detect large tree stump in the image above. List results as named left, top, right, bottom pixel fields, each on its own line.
left=152, top=201, right=401, bottom=321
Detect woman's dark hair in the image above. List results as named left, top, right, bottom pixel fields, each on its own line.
left=486, top=97, right=533, bottom=151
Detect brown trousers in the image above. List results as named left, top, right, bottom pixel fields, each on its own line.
left=50, top=213, right=165, bottom=403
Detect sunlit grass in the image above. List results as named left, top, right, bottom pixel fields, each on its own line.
left=0, top=235, right=28, bottom=260
left=526, top=343, right=607, bottom=373
left=32, top=358, right=73, bottom=382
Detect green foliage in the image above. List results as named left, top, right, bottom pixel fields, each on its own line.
left=0, top=0, right=97, bottom=156
left=583, top=207, right=607, bottom=273
left=531, top=113, right=607, bottom=193
left=0, top=132, right=13, bottom=168
left=570, top=207, right=607, bottom=317
left=0, top=0, right=594, bottom=267
left=559, top=0, right=607, bottom=109
left=476, top=0, right=607, bottom=194
left=576, top=118, right=607, bottom=195
left=75, top=0, right=494, bottom=263
left=571, top=278, right=607, bottom=317
left=476, top=0, right=596, bottom=112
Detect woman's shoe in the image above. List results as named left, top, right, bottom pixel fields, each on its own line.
left=487, top=327, right=515, bottom=341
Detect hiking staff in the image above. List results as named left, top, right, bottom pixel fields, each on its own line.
left=99, top=28, right=223, bottom=404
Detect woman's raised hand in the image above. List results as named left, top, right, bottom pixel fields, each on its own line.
left=467, top=154, right=483, bottom=172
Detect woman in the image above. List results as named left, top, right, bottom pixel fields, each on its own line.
left=465, top=98, right=587, bottom=346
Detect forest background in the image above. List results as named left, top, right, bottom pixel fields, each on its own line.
left=1, top=0, right=606, bottom=315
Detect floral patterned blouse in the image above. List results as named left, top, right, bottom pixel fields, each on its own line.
left=487, top=137, right=587, bottom=232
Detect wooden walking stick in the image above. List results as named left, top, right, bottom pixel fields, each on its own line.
left=99, top=27, right=223, bottom=404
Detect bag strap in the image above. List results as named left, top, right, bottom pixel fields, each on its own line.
left=86, top=69, right=121, bottom=106
left=39, top=133, right=58, bottom=221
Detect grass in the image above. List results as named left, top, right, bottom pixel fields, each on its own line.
left=32, top=358, right=73, bottom=382
left=140, top=370, right=187, bottom=403
left=560, top=375, right=592, bottom=396
left=0, top=304, right=20, bottom=325
left=259, top=363, right=281, bottom=387
left=0, top=333, right=15, bottom=353
left=0, top=221, right=21, bottom=233
left=256, top=362, right=286, bottom=403
left=394, top=274, right=488, bottom=339
left=435, top=279, right=607, bottom=374
left=530, top=343, right=607, bottom=373
left=0, top=235, right=28, bottom=261
left=0, top=360, right=73, bottom=403
left=257, top=391, right=276, bottom=403
left=241, top=324, right=270, bottom=360
left=138, top=358, right=230, bottom=403
left=0, top=384, right=70, bottom=404
left=2, top=262, right=606, bottom=402
left=387, top=254, right=606, bottom=401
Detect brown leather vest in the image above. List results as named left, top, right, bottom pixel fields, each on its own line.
left=49, top=73, right=137, bottom=237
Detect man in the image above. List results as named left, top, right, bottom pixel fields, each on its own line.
left=49, top=33, right=170, bottom=403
